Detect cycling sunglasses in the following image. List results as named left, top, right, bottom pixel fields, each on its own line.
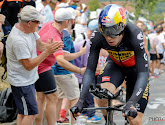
left=101, top=26, right=124, bottom=38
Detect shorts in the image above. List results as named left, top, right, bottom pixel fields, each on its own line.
left=97, top=59, right=149, bottom=113
left=35, top=70, right=57, bottom=94
left=150, top=54, right=163, bottom=60
left=11, top=84, right=38, bottom=115
left=54, top=73, right=80, bottom=100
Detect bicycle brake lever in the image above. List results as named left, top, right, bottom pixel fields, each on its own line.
left=124, top=110, right=130, bottom=117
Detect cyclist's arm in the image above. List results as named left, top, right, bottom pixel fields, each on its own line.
left=78, top=32, right=102, bottom=102
left=128, top=25, right=149, bottom=104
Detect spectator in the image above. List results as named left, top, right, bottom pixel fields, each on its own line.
left=74, top=19, right=103, bottom=123
left=36, top=0, right=54, bottom=30
left=51, top=7, right=87, bottom=125
left=6, top=6, right=63, bottom=125
left=136, top=20, right=150, bottom=55
left=155, top=24, right=164, bottom=75
left=35, top=7, right=86, bottom=125
left=0, top=14, right=5, bottom=56
left=54, top=0, right=73, bottom=11
left=148, top=31, right=159, bottom=78
left=0, top=14, right=5, bottom=32
left=0, top=0, right=23, bottom=36
left=74, top=3, right=88, bottom=38
left=23, top=0, right=36, bottom=7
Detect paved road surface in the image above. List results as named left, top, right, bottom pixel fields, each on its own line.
left=1, top=73, right=165, bottom=125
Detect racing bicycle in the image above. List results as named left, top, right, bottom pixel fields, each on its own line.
left=71, top=84, right=130, bottom=125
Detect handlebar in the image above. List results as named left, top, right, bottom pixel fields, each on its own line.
left=89, top=84, right=123, bottom=100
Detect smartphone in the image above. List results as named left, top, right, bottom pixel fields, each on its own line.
left=83, top=40, right=86, bottom=47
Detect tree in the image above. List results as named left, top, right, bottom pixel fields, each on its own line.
left=124, top=0, right=161, bottom=21
left=87, top=0, right=101, bottom=11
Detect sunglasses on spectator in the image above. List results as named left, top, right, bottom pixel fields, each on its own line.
left=31, top=20, right=40, bottom=24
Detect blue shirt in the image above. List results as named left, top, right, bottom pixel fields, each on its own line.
left=52, top=30, right=75, bottom=75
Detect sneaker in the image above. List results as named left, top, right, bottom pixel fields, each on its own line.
left=79, top=113, right=88, bottom=118
left=57, top=117, right=69, bottom=124
left=150, top=74, right=159, bottom=79
left=87, top=115, right=103, bottom=123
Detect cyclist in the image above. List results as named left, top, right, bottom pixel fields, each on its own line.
left=70, top=4, right=149, bottom=125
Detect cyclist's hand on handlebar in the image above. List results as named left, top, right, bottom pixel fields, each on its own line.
left=70, top=100, right=84, bottom=120
left=122, top=101, right=137, bottom=118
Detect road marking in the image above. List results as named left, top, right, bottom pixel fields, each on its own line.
left=147, top=98, right=165, bottom=109
left=147, top=104, right=160, bottom=109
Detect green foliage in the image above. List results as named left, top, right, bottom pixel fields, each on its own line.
left=87, top=0, right=101, bottom=11
left=154, top=1, right=165, bottom=14
left=122, top=0, right=163, bottom=23
left=149, top=13, right=164, bottom=24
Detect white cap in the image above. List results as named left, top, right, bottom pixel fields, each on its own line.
left=55, top=7, right=76, bottom=22
left=58, top=3, right=69, bottom=8
left=81, top=3, right=87, bottom=11
left=18, top=5, right=45, bottom=22
left=88, top=19, right=98, bottom=31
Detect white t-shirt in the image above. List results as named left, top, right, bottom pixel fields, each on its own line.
left=148, top=33, right=159, bottom=54
left=74, top=32, right=88, bottom=43
left=80, top=13, right=88, bottom=32
left=36, top=3, right=54, bottom=28
left=157, top=32, right=164, bottom=54
left=6, top=26, right=40, bottom=86
left=74, top=13, right=88, bottom=37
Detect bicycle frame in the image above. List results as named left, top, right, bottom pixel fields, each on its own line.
left=82, top=85, right=129, bottom=125
left=83, top=98, right=124, bottom=125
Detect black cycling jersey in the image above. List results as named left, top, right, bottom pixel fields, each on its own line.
left=79, top=23, right=149, bottom=105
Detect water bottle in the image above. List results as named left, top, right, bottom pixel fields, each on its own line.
left=76, top=116, right=87, bottom=125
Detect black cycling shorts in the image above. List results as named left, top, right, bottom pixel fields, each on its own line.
left=97, top=58, right=149, bottom=113
left=35, top=70, right=57, bottom=94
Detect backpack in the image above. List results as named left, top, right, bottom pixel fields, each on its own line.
left=0, top=88, right=18, bottom=123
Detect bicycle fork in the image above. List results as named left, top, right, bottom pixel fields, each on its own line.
left=106, top=99, right=115, bottom=125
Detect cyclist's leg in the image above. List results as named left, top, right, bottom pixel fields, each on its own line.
left=126, top=72, right=149, bottom=125
left=95, top=83, right=116, bottom=116
left=96, top=59, right=124, bottom=120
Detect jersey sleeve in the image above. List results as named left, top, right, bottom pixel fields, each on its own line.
left=126, top=24, right=149, bottom=104
left=79, top=30, right=103, bottom=101
left=128, top=25, right=148, bottom=73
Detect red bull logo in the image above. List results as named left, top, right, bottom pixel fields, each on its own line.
left=119, top=7, right=126, bottom=20
left=114, top=8, right=127, bottom=25
left=101, top=16, right=111, bottom=23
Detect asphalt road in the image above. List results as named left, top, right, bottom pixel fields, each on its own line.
left=84, top=72, right=165, bottom=125
left=1, top=73, right=165, bottom=125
